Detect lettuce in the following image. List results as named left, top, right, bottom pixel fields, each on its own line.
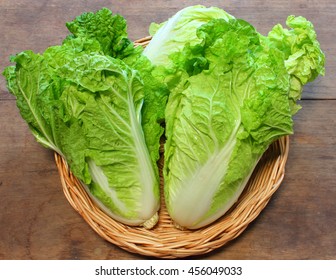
left=3, top=8, right=168, bottom=228
left=156, top=16, right=325, bottom=229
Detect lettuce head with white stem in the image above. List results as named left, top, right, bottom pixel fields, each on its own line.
left=3, top=8, right=168, bottom=228
left=155, top=16, right=325, bottom=229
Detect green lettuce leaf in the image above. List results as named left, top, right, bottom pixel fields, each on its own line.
left=65, top=7, right=135, bottom=60
left=65, top=7, right=169, bottom=166
left=3, top=51, right=65, bottom=156
left=143, top=5, right=234, bottom=66
left=263, top=15, right=326, bottom=113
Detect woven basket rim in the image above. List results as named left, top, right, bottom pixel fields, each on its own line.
left=53, top=37, right=290, bottom=259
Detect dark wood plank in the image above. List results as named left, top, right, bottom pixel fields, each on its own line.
left=0, top=0, right=335, bottom=260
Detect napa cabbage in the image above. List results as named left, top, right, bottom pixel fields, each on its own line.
left=3, top=8, right=168, bottom=228
left=146, top=11, right=325, bottom=229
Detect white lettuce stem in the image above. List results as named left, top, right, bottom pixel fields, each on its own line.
left=86, top=70, right=159, bottom=226
left=127, top=70, right=159, bottom=220
left=168, top=131, right=238, bottom=229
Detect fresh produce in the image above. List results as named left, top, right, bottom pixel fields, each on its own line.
left=3, top=8, right=168, bottom=228
left=3, top=6, right=325, bottom=230
left=144, top=6, right=325, bottom=229
left=143, top=5, right=234, bottom=66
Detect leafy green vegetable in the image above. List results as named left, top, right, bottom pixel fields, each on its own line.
left=143, top=5, right=234, bottom=66
left=57, top=53, right=160, bottom=226
left=262, top=15, right=325, bottom=114
left=160, top=16, right=325, bottom=229
left=64, top=8, right=169, bottom=165
left=3, top=8, right=167, bottom=228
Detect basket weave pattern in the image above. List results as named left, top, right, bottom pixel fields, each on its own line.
left=54, top=37, right=290, bottom=259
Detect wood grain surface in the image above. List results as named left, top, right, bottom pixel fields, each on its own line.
left=0, top=0, right=335, bottom=260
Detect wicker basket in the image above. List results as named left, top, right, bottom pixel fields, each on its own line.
left=54, top=37, right=290, bottom=259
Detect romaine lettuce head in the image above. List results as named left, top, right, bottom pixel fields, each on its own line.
left=163, top=17, right=325, bottom=229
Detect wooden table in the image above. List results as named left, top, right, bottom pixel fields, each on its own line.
left=0, top=0, right=335, bottom=260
